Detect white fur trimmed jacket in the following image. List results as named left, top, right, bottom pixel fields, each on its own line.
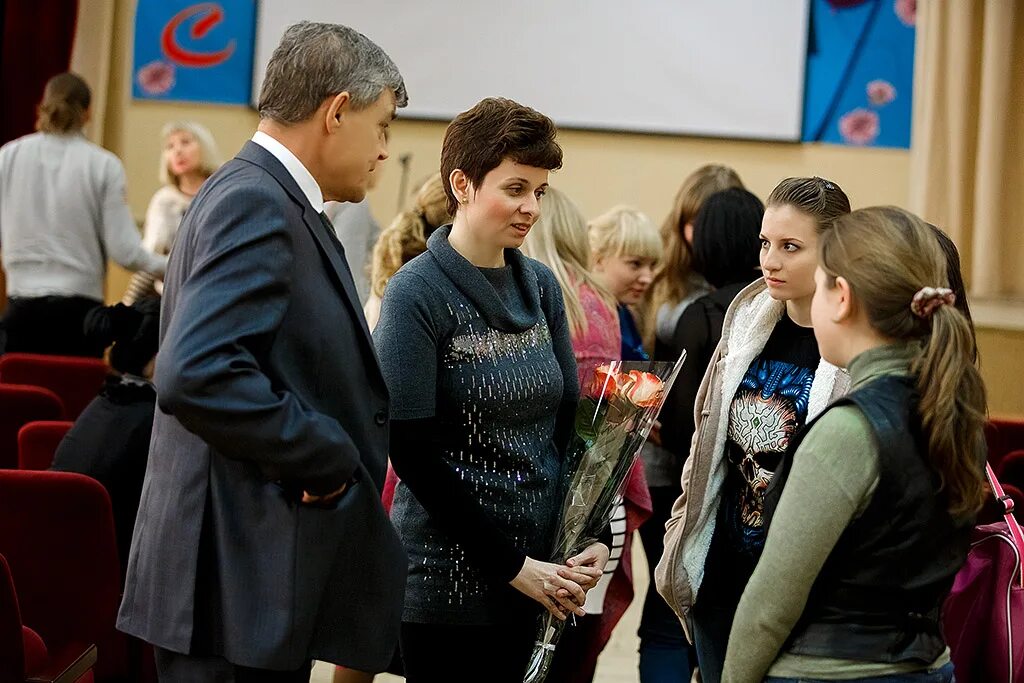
left=654, top=279, right=850, bottom=636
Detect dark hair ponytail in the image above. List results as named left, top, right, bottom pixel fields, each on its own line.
left=691, top=187, right=764, bottom=288
left=36, top=73, right=91, bottom=134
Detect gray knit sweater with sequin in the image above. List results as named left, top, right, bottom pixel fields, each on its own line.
left=375, top=226, right=579, bottom=625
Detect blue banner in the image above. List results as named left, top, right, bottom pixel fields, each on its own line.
left=802, top=0, right=916, bottom=148
left=133, top=1, right=257, bottom=105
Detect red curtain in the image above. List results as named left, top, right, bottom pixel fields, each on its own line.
left=0, top=0, right=79, bottom=146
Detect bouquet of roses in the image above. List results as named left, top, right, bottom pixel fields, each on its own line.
left=523, top=353, right=686, bottom=683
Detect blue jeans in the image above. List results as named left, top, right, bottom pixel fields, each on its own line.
left=638, top=486, right=696, bottom=683
left=765, top=661, right=955, bottom=683
left=638, top=638, right=695, bottom=683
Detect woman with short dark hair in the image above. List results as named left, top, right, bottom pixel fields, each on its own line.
left=374, top=97, right=609, bottom=681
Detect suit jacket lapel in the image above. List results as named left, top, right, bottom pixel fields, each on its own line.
left=304, top=207, right=377, bottom=350
left=235, top=141, right=383, bottom=382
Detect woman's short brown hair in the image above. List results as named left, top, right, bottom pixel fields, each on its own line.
left=440, top=97, right=563, bottom=215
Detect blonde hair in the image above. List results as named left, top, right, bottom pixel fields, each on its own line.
left=644, top=164, right=744, bottom=345
left=36, top=73, right=91, bottom=134
left=820, top=207, right=987, bottom=518
left=158, top=121, right=222, bottom=187
left=588, top=206, right=662, bottom=263
left=370, top=173, right=451, bottom=298
left=521, top=188, right=617, bottom=335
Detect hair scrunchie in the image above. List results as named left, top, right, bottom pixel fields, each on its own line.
left=911, top=286, right=956, bottom=319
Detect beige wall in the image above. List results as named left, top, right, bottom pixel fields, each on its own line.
left=95, top=0, right=1021, bottom=416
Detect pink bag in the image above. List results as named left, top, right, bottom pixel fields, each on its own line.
left=944, top=462, right=1024, bottom=683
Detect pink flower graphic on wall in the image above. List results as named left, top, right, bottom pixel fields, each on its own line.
left=895, top=0, right=917, bottom=26
left=867, top=80, right=897, bottom=106
left=137, top=60, right=176, bottom=96
left=839, top=108, right=880, bottom=145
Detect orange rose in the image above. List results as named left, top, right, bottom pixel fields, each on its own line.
left=586, top=364, right=619, bottom=400
left=620, top=370, right=664, bottom=408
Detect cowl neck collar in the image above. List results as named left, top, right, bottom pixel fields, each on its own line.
left=427, top=225, right=543, bottom=333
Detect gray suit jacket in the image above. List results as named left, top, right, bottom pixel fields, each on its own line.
left=117, top=142, right=406, bottom=672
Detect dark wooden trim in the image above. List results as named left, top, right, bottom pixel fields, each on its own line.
left=26, top=643, right=96, bottom=683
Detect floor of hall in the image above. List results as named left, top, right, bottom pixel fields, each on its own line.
left=311, top=536, right=651, bottom=683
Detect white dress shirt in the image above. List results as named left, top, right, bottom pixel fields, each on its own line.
left=251, top=131, right=323, bottom=212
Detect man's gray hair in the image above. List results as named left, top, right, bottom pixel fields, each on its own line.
left=258, top=22, right=407, bottom=124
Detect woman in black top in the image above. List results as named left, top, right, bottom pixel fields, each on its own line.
left=638, top=188, right=764, bottom=680
left=51, top=297, right=160, bottom=579
left=659, top=188, right=766, bottom=456
left=665, top=178, right=852, bottom=683
left=374, top=98, right=608, bottom=682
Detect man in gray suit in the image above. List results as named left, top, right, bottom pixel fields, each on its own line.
left=117, top=23, right=407, bottom=682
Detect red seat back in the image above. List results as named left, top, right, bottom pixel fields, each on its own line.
left=0, top=554, right=25, bottom=683
left=18, top=421, right=74, bottom=471
left=986, top=418, right=1024, bottom=472
left=0, top=385, right=65, bottom=469
left=0, top=353, right=107, bottom=420
left=999, top=450, right=1024, bottom=492
left=0, top=471, right=126, bottom=680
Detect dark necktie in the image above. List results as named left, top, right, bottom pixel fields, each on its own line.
left=317, top=211, right=347, bottom=258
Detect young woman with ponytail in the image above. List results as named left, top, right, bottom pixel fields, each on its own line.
left=0, top=73, right=166, bottom=356
left=720, top=207, right=987, bottom=683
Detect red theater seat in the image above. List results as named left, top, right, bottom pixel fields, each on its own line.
left=18, top=421, right=74, bottom=471
left=985, top=418, right=1024, bottom=472
left=0, top=471, right=125, bottom=681
left=0, top=386, right=65, bottom=469
left=0, top=552, right=96, bottom=683
left=998, top=450, right=1024, bottom=490
left=0, top=354, right=108, bottom=421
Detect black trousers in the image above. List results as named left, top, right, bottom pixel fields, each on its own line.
left=0, top=295, right=104, bottom=357
left=637, top=486, right=690, bottom=646
left=153, top=648, right=312, bottom=683
left=400, top=617, right=538, bottom=683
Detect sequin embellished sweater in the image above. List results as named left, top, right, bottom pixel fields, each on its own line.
left=375, top=225, right=579, bottom=625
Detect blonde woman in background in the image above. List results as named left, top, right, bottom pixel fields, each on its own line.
left=123, top=121, right=220, bottom=304
left=526, top=190, right=652, bottom=683
left=589, top=206, right=661, bottom=362
left=521, top=187, right=619, bottom=384
left=363, top=173, right=450, bottom=330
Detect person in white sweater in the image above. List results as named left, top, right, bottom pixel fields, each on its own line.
left=0, top=73, right=167, bottom=357
left=122, top=120, right=220, bottom=304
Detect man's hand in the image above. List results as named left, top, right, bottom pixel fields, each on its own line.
left=301, top=481, right=348, bottom=506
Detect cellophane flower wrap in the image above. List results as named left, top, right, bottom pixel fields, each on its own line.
left=523, top=352, right=686, bottom=682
